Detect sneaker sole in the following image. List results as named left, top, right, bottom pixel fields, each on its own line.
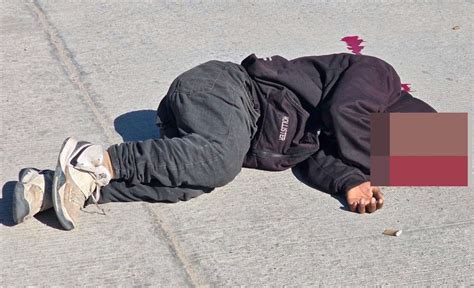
left=52, top=137, right=78, bottom=230
left=12, top=181, right=30, bottom=224
left=12, top=168, right=41, bottom=224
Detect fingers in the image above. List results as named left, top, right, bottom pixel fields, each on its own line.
left=356, top=198, right=377, bottom=214
left=349, top=200, right=358, bottom=212
left=372, top=187, right=384, bottom=209
left=358, top=198, right=366, bottom=214
left=367, top=197, right=377, bottom=213
left=346, top=184, right=384, bottom=214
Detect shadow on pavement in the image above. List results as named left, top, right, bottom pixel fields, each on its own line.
left=291, top=167, right=349, bottom=211
left=35, top=209, right=63, bottom=230
left=114, top=110, right=160, bottom=142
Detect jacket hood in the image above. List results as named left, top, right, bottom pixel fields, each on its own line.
left=241, top=54, right=323, bottom=107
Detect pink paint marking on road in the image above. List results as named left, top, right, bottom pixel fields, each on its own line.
left=401, top=83, right=412, bottom=92
left=340, top=36, right=365, bottom=55
left=340, top=36, right=413, bottom=92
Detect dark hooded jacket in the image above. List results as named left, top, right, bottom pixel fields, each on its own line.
left=240, top=53, right=436, bottom=195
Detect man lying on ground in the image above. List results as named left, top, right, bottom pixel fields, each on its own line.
left=12, top=53, right=437, bottom=230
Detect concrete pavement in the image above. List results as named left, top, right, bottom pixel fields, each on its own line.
left=1, top=0, right=473, bottom=286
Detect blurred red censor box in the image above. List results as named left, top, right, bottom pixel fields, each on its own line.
left=370, top=113, right=468, bottom=186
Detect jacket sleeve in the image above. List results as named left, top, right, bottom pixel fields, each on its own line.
left=292, top=138, right=370, bottom=195
left=291, top=54, right=400, bottom=195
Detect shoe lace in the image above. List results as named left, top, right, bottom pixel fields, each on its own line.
left=88, top=188, right=106, bottom=216
left=73, top=164, right=109, bottom=216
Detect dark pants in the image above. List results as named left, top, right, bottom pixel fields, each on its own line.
left=99, top=61, right=260, bottom=203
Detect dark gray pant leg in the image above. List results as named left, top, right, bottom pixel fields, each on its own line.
left=101, top=61, right=257, bottom=202
left=99, top=180, right=213, bottom=203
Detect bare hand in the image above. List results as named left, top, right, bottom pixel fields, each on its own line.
left=346, top=181, right=384, bottom=214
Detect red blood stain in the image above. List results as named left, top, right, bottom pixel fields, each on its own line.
left=401, top=83, right=412, bottom=92
left=340, top=36, right=365, bottom=55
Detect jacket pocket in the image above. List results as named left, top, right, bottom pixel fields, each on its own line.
left=244, top=88, right=318, bottom=171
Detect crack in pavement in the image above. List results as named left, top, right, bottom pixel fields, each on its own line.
left=26, top=0, right=119, bottom=145
left=25, top=0, right=203, bottom=286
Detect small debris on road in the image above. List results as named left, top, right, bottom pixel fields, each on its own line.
left=383, top=229, right=402, bottom=237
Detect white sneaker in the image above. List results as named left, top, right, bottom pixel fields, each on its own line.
left=12, top=168, right=54, bottom=224
left=52, top=137, right=112, bottom=230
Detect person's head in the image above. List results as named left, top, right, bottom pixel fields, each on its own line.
left=386, top=91, right=437, bottom=113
